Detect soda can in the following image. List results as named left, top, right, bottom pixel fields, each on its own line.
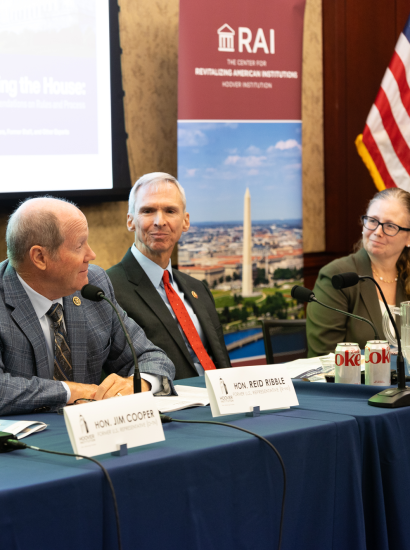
left=365, top=340, right=391, bottom=386
left=335, top=342, right=361, bottom=384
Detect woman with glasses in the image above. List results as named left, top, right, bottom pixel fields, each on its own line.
left=307, top=187, right=410, bottom=357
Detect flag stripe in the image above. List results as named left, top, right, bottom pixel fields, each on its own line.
left=403, top=15, right=410, bottom=43
left=390, top=40, right=410, bottom=119
left=362, top=125, right=397, bottom=188
left=394, top=33, right=410, bottom=84
left=374, top=87, right=410, bottom=176
left=366, top=105, right=410, bottom=190
left=381, top=68, right=410, bottom=145
left=359, top=18, right=410, bottom=192
left=389, top=54, right=410, bottom=120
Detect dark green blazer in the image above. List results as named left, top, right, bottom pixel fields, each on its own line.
left=306, top=248, right=408, bottom=357
left=107, top=249, right=231, bottom=380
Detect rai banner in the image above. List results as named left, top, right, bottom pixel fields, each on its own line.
left=178, top=0, right=306, bottom=366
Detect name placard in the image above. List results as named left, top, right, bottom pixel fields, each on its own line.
left=63, top=392, right=165, bottom=458
left=205, top=365, right=299, bottom=417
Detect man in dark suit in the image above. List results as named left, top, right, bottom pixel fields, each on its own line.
left=0, top=197, right=175, bottom=415
left=107, top=172, right=231, bottom=386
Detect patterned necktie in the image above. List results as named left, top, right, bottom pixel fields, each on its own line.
left=162, top=270, right=216, bottom=370
left=46, top=303, right=74, bottom=382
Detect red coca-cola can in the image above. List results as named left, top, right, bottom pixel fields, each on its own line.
left=335, top=342, right=361, bottom=384
left=365, top=340, right=391, bottom=386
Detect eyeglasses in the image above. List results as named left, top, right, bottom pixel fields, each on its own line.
left=361, top=215, right=410, bottom=237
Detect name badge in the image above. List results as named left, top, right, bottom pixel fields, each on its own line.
left=205, top=365, right=299, bottom=417
left=63, top=392, right=165, bottom=458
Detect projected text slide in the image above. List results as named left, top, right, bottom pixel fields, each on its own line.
left=0, top=0, right=113, bottom=193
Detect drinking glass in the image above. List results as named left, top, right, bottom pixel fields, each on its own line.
left=382, top=301, right=410, bottom=374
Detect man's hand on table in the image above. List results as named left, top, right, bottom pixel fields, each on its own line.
left=95, top=374, right=151, bottom=400
left=66, top=381, right=98, bottom=404
left=66, top=375, right=151, bottom=404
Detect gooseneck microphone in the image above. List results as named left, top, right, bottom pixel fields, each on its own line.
left=331, top=272, right=410, bottom=408
left=331, top=272, right=360, bottom=290
left=291, top=285, right=380, bottom=339
left=81, top=284, right=141, bottom=393
left=291, top=286, right=315, bottom=304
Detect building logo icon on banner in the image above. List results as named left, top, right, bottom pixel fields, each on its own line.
left=217, top=24, right=235, bottom=51
left=217, top=24, right=275, bottom=54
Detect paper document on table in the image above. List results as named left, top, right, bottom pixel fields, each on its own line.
left=283, top=354, right=335, bottom=379
left=282, top=353, right=366, bottom=383
left=0, top=419, right=47, bottom=439
left=155, top=385, right=210, bottom=412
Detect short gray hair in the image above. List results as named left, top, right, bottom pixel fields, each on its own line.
left=6, top=196, right=75, bottom=268
left=128, top=172, right=187, bottom=216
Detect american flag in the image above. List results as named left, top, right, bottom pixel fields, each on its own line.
left=356, top=14, right=410, bottom=192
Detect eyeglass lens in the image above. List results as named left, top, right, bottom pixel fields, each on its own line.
left=363, top=216, right=399, bottom=236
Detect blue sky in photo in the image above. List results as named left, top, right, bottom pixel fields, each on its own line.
left=177, top=121, right=302, bottom=223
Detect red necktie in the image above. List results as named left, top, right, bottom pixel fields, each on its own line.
left=162, top=270, right=216, bottom=370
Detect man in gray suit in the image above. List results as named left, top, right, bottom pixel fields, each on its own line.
left=0, top=197, right=175, bottom=416
left=107, top=172, right=231, bottom=388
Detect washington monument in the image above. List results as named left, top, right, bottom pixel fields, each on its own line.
left=242, top=188, right=252, bottom=296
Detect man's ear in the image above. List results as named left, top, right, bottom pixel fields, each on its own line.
left=182, top=212, right=190, bottom=233
left=29, top=246, right=48, bottom=271
left=127, top=213, right=136, bottom=232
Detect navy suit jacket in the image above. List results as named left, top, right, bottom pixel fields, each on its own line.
left=0, top=261, right=175, bottom=416
left=107, top=249, right=231, bottom=380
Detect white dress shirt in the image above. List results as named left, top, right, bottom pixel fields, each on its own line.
left=131, top=245, right=208, bottom=377
left=379, top=299, right=395, bottom=339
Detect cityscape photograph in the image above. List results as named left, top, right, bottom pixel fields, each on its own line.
left=178, top=214, right=304, bottom=363
left=178, top=121, right=304, bottom=362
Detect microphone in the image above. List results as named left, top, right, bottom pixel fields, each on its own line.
left=81, top=284, right=141, bottom=393
left=291, top=285, right=380, bottom=339
left=331, top=272, right=360, bottom=290
left=291, top=286, right=315, bottom=303
left=81, top=284, right=105, bottom=302
left=331, top=272, right=410, bottom=408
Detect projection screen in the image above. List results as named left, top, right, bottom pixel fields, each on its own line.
left=0, top=0, right=130, bottom=202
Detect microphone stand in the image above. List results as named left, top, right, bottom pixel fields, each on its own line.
left=311, top=295, right=380, bottom=340
left=359, top=276, right=410, bottom=408
left=99, top=294, right=142, bottom=394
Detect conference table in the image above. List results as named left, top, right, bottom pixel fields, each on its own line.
left=1, top=375, right=409, bottom=550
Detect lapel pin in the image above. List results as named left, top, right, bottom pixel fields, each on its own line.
left=191, top=291, right=198, bottom=299
left=73, top=296, right=81, bottom=306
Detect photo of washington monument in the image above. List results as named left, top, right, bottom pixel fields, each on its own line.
left=242, top=188, right=253, bottom=297
left=177, top=120, right=304, bottom=353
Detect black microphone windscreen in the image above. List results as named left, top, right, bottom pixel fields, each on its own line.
left=291, top=285, right=315, bottom=303
left=332, top=272, right=360, bottom=290
left=81, top=284, right=105, bottom=302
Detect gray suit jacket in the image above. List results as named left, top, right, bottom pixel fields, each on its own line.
left=106, top=249, right=231, bottom=380
left=0, top=261, right=175, bottom=415
left=306, top=248, right=407, bottom=356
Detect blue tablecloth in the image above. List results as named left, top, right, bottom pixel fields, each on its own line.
left=0, top=383, right=366, bottom=550
left=293, top=380, right=410, bottom=550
